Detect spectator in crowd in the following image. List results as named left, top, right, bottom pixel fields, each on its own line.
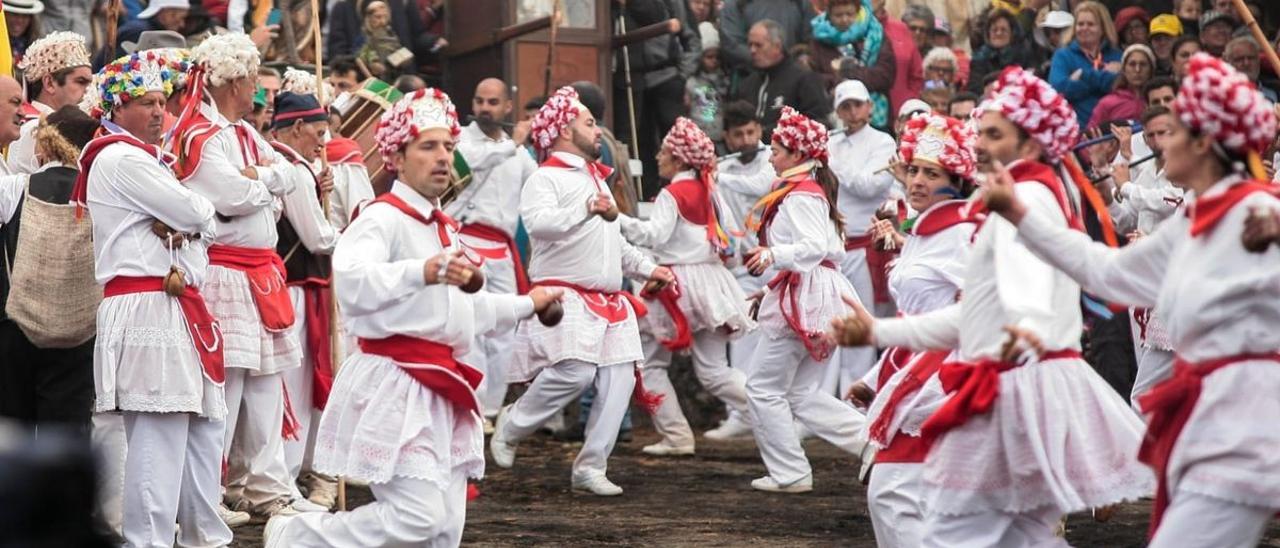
left=393, top=73, right=426, bottom=93
left=39, top=0, right=91, bottom=38
left=735, top=19, right=831, bottom=138
left=1035, top=9, right=1073, bottom=51
left=1087, top=44, right=1154, bottom=130
left=1175, top=0, right=1200, bottom=36
left=893, top=97, right=929, bottom=136
left=1149, top=14, right=1183, bottom=76
left=687, top=22, right=729, bottom=148
left=968, top=9, right=1040, bottom=94
left=920, top=79, right=951, bottom=113
left=1169, top=35, right=1201, bottom=81
left=110, top=0, right=189, bottom=61
left=901, top=4, right=934, bottom=58
left=978, top=70, right=1000, bottom=97
left=1197, top=11, right=1235, bottom=58
left=687, top=0, right=717, bottom=25
left=1049, top=1, right=1121, bottom=127
left=3, top=0, right=43, bottom=65
left=947, top=90, right=978, bottom=119
left=1142, top=76, right=1176, bottom=108
left=356, top=0, right=412, bottom=80
left=875, top=0, right=922, bottom=115
left=1113, top=6, right=1149, bottom=49
left=720, top=0, right=815, bottom=71
left=1012, top=0, right=1051, bottom=35
left=790, top=43, right=816, bottom=71
left=328, top=56, right=361, bottom=95
left=930, top=17, right=968, bottom=89
left=1225, top=37, right=1278, bottom=102
left=328, top=0, right=445, bottom=71
left=922, top=47, right=958, bottom=90
left=808, top=0, right=894, bottom=129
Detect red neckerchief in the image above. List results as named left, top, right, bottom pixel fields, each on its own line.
left=911, top=200, right=976, bottom=236
left=326, top=137, right=366, bottom=165
left=1186, top=180, right=1279, bottom=237
left=361, top=192, right=461, bottom=248
left=540, top=153, right=614, bottom=194
left=967, top=160, right=1083, bottom=235
left=72, top=133, right=172, bottom=218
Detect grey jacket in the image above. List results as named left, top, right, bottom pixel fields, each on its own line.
left=719, top=0, right=816, bottom=70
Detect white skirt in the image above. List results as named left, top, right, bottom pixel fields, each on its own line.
left=922, top=356, right=1154, bottom=516
left=640, top=262, right=755, bottom=343
left=1165, top=359, right=1280, bottom=509
left=508, top=289, right=644, bottom=382
left=202, top=265, right=301, bottom=375
left=864, top=351, right=951, bottom=448
left=94, top=293, right=226, bottom=420
left=757, top=265, right=858, bottom=341
left=311, top=352, right=485, bottom=489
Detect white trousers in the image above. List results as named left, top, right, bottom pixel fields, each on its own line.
left=921, top=505, right=1068, bottom=548
left=93, top=411, right=126, bottom=538
left=643, top=330, right=749, bottom=447
left=223, top=367, right=294, bottom=509
left=829, top=251, right=878, bottom=397
left=500, top=360, right=635, bottom=480
left=461, top=234, right=520, bottom=418
left=121, top=411, right=231, bottom=548
left=746, top=335, right=868, bottom=485
left=1148, top=490, right=1274, bottom=548
left=279, top=471, right=468, bottom=547
left=868, top=462, right=926, bottom=548
left=283, top=286, right=322, bottom=488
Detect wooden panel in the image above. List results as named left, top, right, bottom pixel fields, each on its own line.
left=512, top=43, right=598, bottom=116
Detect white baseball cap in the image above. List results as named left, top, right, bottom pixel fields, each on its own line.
left=138, top=0, right=190, bottom=20
left=833, top=79, right=870, bottom=110
left=897, top=98, right=931, bottom=119
left=699, top=22, right=720, bottom=51
left=1041, top=11, right=1074, bottom=30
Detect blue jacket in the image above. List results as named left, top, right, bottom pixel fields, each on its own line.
left=1049, top=40, right=1122, bottom=127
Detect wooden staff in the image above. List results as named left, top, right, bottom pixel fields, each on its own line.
left=106, top=0, right=123, bottom=54
left=542, top=0, right=562, bottom=98
left=1231, top=0, right=1280, bottom=78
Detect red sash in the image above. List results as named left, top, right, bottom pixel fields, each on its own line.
left=874, top=346, right=915, bottom=391
left=765, top=260, right=838, bottom=362
left=1186, top=180, right=1278, bottom=237
left=533, top=280, right=647, bottom=324
left=459, top=223, right=531, bottom=294
left=665, top=174, right=732, bottom=251
left=358, top=335, right=483, bottom=415
left=867, top=350, right=949, bottom=447
left=207, top=245, right=296, bottom=331
left=845, top=234, right=895, bottom=305
left=640, top=270, right=692, bottom=352
left=290, top=278, right=334, bottom=410
left=919, top=349, right=1082, bottom=444
left=875, top=430, right=931, bottom=463
left=1136, top=352, right=1280, bottom=538
left=326, top=137, right=366, bottom=165
left=103, top=277, right=225, bottom=385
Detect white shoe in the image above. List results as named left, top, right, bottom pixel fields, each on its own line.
left=641, top=440, right=695, bottom=456
left=750, top=475, right=813, bottom=493
left=483, top=417, right=495, bottom=435
left=490, top=404, right=517, bottom=468
left=572, top=474, right=624, bottom=496
left=217, top=503, right=251, bottom=527
left=263, top=513, right=298, bottom=548
left=302, top=473, right=338, bottom=509
left=704, top=414, right=754, bottom=440
left=289, top=497, right=328, bottom=513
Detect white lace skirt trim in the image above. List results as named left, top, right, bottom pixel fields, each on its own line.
left=640, top=262, right=756, bottom=343
left=922, top=356, right=1154, bottom=516
left=202, top=265, right=301, bottom=375
left=94, top=293, right=226, bottom=420
left=757, top=265, right=859, bottom=340
left=311, top=353, right=485, bottom=489
left=508, top=290, right=643, bottom=382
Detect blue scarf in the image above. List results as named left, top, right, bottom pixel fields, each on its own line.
left=811, top=0, right=888, bottom=127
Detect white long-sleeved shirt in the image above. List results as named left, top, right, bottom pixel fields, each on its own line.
left=828, top=125, right=897, bottom=237
left=334, top=181, right=534, bottom=351
left=87, top=133, right=218, bottom=286
left=1016, top=174, right=1280, bottom=362
left=275, top=142, right=338, bottom=255
left=875, top=162, right=1084, bottom=359
left=447, top=122, right=537, bottom=236
left=181, top=100, right=291, bottom=248
left=326, top=162, right=375, bottom=230
left=520, top=151, right=658, bottom=290
left=1110, top=163, right=1184, bottom=236
left=888, top=203, right=974, bottom=316
left=8, top=101, right=53, bottom=176
left=619, top=171, right=725, bottom=266
left=0, top=174, right=24, bottom=225
left=716, top=145, right=774, bottom=248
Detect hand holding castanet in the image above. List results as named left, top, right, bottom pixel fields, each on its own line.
left=529, top=286, right=566, bottom=326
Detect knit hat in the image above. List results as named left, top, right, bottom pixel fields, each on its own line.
left=271, top=91, right=328, bottom=130
left=699, top=22, right=720, bottom=51
left=771, top=106, right=829, bottom=164
left=1122, top=44, right=1155, bottom=67
left=1113, top=7, right=1150, bottom=37
left=898, top=113, right=977, bottom=181
left=18, top=31, right=91, bottom=82
left=530, top=85, right=586, bottom=154
left=91, top=51, right=189, bottom=119
left=976, top=66, right=1078, bottom=160
left=190, top=32, right=260, bottom=87
left=1149, top=14, right=1183, bottom=37
left=1174, top=52, right=1276, bottom=161
left=374, top=88, right=460, bottom=171
left=662, top=117, right=716, bottom=170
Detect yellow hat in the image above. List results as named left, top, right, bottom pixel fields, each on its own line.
left=1150, top=14, right=1183, bottom=37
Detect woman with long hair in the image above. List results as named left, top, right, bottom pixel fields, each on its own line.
left=740, top=106, right=866, bottom=493
left=808, top=0, right=895, bottom=129
left=1049, top=0, right=1122, bottom=126
left=1087, top=44, right=1155, bottom=130
left=968, top=9, right=1039, bottom=94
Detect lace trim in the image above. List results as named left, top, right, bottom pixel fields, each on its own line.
left=100, top=326, right=190, bottom=348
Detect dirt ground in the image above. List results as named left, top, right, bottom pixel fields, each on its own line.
left=231, top=427, right=1280, bottom=547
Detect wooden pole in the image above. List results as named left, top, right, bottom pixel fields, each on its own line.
left=1230, top=0, right=1280, bottom=78
left=543, top=0, right=561, bottom=98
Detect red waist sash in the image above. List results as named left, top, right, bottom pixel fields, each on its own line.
left=459, top=223, right=531, bottom=294
left=868, top=349, right=949, bottom=447
left=294, top=279, right=333, bottom=410
left=766, top=260, right=837, bottom=362
left=845, top=234, right=895, bottom=305
left=1137, top=352, right=1280, bottom=538
left=208, top=244, right=295, bottom=331
left=919, top=349, right=1082, bottom=444
left=104, top=276, right=225, bottom=385
left=533, top=280, right=648, bottom=324
left=640, top=269, right=692, bottom=352
left=875, top=346, right=915, bottom=391
left=875, top=429, right=931, bottom=464
left=358, top=335, right=483, bottom=416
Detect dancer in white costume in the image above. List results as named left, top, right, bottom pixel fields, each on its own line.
left=833, top=67, right=1153, bottom=546
left=981, top=54, right=1280, bottom=548
left=265, top=87, right=563, bottom=547
left=618, top=116, right=755, bottom=456
left=741, top=106, right=868, bottom=494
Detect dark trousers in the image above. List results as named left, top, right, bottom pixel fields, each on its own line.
left=615, top=76, right=687, bottom=200
left=0, top=319, right=95, bottom=435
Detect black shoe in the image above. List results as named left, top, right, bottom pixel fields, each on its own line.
left=618, top=429, right=633, bottom=443
left=554, top=423, right=586, bottom=442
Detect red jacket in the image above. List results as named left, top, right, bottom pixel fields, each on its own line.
left=880, top=15, right=924, bottom=116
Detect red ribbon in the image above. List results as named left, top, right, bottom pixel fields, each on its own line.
left=459, top=223, right=531, bottom=294
left=103, top=276, right=225, bottom=385
left=867, top=349, right=948, bottom=446
left=361, top=192, right=460, bottom=247
left=640, top=273, right=692, bottom=352
left=765, top=260, right=838, bottom=362
left=533, top=280, right=647, bottom=324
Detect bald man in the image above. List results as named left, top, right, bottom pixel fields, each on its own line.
left=447, top=78, right=539, bottom=423
left=0, top=76, right=24, bottom=174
